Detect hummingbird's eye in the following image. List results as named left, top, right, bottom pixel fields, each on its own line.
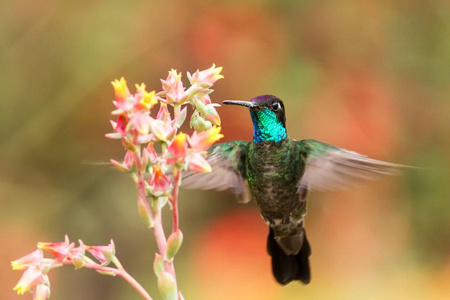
left=272, top=101, right=280, bottom=111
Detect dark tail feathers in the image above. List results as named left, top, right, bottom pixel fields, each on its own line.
left=267, top=228, right=311, bottom=285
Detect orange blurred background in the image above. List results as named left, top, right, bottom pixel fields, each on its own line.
left=2, top=1, right=450, bottom=299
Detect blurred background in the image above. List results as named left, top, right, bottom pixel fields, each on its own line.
left=1, top=0, right=450, bottom=299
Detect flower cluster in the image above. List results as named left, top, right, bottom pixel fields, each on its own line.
left=12, top=236, right=116, bottom=299
left=106, top=65, right=224, bottom=200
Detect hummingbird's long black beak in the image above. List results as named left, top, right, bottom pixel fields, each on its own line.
left=222, top=100, right=256, bottom=108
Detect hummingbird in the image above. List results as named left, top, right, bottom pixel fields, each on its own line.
left=182, top=95, right=402, bottom=285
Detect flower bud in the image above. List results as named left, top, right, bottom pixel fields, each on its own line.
left=153, top=253, right=164, bottom=278
left=33, top=283, right=51, bottom=300
left=137, top=195, right=153, bottom=228
left=96, top=269, right=117, bottom=276
left=195, top=100, right=207, bottom=115
left=165, top=230, right=183, bottom=262
left=205, top=104, right=221, bottom=126
left=157, top=271, right=177, bottom=300
left=85, top=240, right=115, bottom=265
left=175, top=107, right=187, bottom=128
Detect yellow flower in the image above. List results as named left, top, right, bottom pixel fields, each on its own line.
left=111, top=77, right=130, bottom=102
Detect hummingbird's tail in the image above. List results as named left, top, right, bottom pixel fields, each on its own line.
left=267, top=228, right=311, bottom=285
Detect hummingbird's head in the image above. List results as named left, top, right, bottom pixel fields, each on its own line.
left=223, top=95, right=287, bottom=143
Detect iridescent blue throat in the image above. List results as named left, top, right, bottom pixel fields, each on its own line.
left=250, top=109, right=287, bottom=143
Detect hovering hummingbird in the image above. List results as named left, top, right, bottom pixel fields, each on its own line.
left=183, top=95, right=402, bottom=285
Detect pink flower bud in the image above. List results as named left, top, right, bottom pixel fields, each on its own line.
left=85, top=240, right=115, bottom=265
left=175, top=107, right=187, bottom=128
left=13, top=265, right=43, bottom=295
left=11, top=249, right=43, bottom=271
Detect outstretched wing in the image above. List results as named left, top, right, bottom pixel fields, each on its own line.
left=182, top=141, right=250, bottom=202
left=297, top=139, right=404, bottom=192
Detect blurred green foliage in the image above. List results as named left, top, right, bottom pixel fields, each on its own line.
left=1, top=0, right=450, bottom=299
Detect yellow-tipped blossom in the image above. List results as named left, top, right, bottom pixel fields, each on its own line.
left=167, top=132, right=188, bottom=163
left=111, top=77, right=130, bottom=102
left=13, top=265, right=43, bottom=295
left=189, top=153, right=212, bottom=173
left=11, top=249, right=43, bottom=271
left=188, top=64, right=224, bottom=88
left=188, top=126, right=224, bottom=152
left=135, top=83, right=157, bottom=110
left=38, top=236, right=73, bottom=262
left=111, top=78, right=134, bottom=114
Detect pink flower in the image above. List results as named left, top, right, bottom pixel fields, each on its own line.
left=188, top=126, right=224, bottom=152
left=111, top=77, right=130, bottom=103
left=167, top=133, right=188, bottom=163
left=110, top=150, right=135, bottom=172
left=204, top=104, right=221, bottom=126
left=188, top=64, right=224, bottom=88
left=157, top=103, right=171, bottom=122
left=134, top=83, right=157, bottom=110
left=151, top=119, right=175, bottom=142
left=130, top=111, right=152, bottom=135
left=160, top=70, right=188, bottom=104
left=11, top=249, right=43, bottom=271
left=150, top=165, right=172, bottom=193
left=142, top=142, right=158, bottom=166
left=188, top=153, right=212, bottom=173
left=13, top=265, right=43, bottom=295
left=38, top=236, right=73, bottom=262
left=85, top=240, right=115, bottom=265
left=111, top=78, right=134, bottom=115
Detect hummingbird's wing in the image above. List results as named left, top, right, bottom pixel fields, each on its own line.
left=297, top=139, right=404, bottom=192
left=182, top=141, right=250, bottom=203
